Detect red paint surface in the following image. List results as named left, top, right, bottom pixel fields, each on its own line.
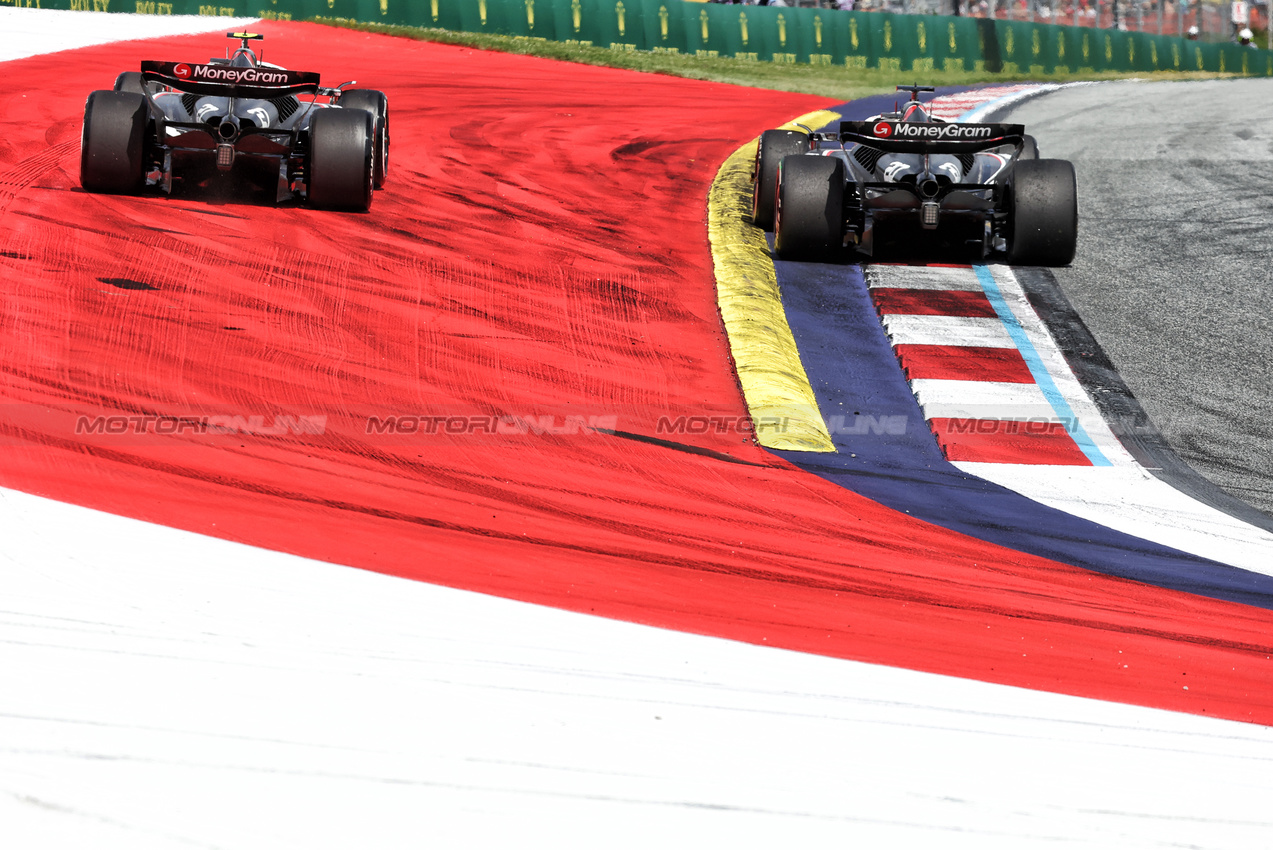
left=896, top=343, right=1035, bottom=383
left=872, top=287, right=998, bottom=318
left=931, top=419, right=1093, bottom=465
left=2, top=24, right=1271, bottom=724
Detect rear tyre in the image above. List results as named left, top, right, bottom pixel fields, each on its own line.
left=774, top=155, right=845, bottom=262
left=81, top=90, right=148, bottom=194
left=114, top=72, right=147, bottom=95
left=1008, top=159, right=1077, bottom=267
left=338, top=89, right=389, bottom=189
left=752, top=129, right=809, bottom=231
left=307, top=108, right=374, bottom=211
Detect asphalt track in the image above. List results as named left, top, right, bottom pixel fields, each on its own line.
left=1008, top=80, right=1273, bottom=517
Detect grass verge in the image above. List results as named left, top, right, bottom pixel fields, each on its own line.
left=316, top=16, right=1234, bottom=99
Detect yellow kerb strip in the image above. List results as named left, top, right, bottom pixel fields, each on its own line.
left=707, top=109, right=842, bottom=453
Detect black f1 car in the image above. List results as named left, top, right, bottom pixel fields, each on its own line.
left=80, top=32, right=389, bottom=211
left=752, top=85, right=1076, bottom=266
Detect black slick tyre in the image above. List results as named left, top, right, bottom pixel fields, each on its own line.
left=774, top=155, right=845, bottom=262
left=81, top=90, right=148, bottom=194
left=752, top=129, right=809, bottom=231
left=338, top=89, right=389, bottom=189
left=1009, top=159, right=1077, bottom=267
left=307, top=108, right=374, bottom=211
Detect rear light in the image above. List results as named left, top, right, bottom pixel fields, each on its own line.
left=920, top=201, right=939, bottom=229
left=216, top=144, right=235, bottom=170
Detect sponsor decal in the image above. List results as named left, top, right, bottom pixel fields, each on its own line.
left=873, top=122, right=995, bottom=140
left=149, top=62, right=300, bottom=87
left=187, top=64, right=293, bottom=85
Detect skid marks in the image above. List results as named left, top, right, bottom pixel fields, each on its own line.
left=0, top=141, right=77, bottom=216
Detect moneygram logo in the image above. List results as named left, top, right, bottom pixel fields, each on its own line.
left=190, top=64, right=292, bottom=85
left=872, top=121, right=893, bottom=138
left=174, top=63, right=192, bottom=79
left=887, top=123, right=995, bottom=140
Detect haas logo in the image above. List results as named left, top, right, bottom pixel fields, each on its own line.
left=872, top=121, right=894, bottom=138
left=174, top=63, right=192, bottom=79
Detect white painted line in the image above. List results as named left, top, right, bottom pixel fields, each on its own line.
left=912, top=378, right=1053, bottom=408
left=868, top=266, right=985, bottom=291
left=865, top=263, right=982, bottom=290
left=881, top=314, right=1017, bottom=348
left=956, top=463, right=1273, bottom=579
left=919, top=404, right=1061, bottom=423
left=3, top=484, right=1273, bottom=849
left=0, top=9, right=258, bottom=63
left=911, top=378, right=1059, bottom=422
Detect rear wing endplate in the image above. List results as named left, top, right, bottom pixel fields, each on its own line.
left=140, top=61, right=321, bottom=99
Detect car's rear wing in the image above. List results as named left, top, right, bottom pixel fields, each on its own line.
left=140, top=61, right=321, bottom=99
left=839, top=120, right=1026, bottom=154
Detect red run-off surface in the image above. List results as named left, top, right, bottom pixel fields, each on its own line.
left=1, top=22, right=1270, bottom=724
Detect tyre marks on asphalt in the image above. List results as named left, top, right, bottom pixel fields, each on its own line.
left=0, top=142, right=77, bottom=216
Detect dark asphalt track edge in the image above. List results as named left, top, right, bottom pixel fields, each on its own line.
left=1013, top=264, right=1273, bottom=536
left=982, top=85, right=1273, bottom=532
